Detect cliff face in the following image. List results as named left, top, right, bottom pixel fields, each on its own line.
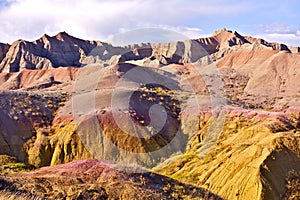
left=0, top=43, right=10, bottom=62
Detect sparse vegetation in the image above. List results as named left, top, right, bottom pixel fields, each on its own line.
left=0, top=155, right=34, bottom=175
left=129, top=83, right=181, bottom=125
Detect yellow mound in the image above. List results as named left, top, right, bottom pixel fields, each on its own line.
left=155, top=111, right=300, bottom=200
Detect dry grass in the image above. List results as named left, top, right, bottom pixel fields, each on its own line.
left=0, top=190, right=41, bottom=200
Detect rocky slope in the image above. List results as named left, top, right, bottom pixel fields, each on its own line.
left=1, top=29, right=299, bottom=73
left=0, top=32, right=100, bottom=72
left=0, top=29, right=299, bottom=199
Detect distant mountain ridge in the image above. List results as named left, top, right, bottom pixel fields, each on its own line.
left=0, top=29, right=299, bottom=73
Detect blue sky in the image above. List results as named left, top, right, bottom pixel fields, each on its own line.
left=0, top=0, right=299, bottom=46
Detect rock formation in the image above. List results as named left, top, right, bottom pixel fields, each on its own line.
left=0, top=43, right=10, bottom=62
left=1, top=29, right=298, bottom=73
left=0, top=29, right=299, bottom=199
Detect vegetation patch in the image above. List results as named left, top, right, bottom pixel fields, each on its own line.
left=0, top=155, right=34, bottom=175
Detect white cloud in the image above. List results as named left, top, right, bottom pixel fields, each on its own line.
left=250, top=23, right=300, bottom=46
left=254, top=22, right=297, bottom=34
left=0, top=0, right=254, bottom=43
left=156, top=25, right=204, bottom=39
left=255, top=33, right=300, bottom=47
left=106, top=26, right=204, bottom=46
left=0, top=0, right=143, bottom=42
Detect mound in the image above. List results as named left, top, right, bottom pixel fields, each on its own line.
left=0, top=159, right=221, bottom=200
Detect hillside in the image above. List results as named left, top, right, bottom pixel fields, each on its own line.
left=0, top=29, right=299, bottom=199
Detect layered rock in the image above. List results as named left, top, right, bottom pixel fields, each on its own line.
left=0, top=67, right=78, bottom=90
left=215, top=45, right=300, bottom=98
left=198, top=29, right=249, bottom=54
left=21, top=63, right=190, bottom=167
left=0, top=29, right=299, bottom=200
left=0, top=60, right=299, bottom=170
left=1, top=29, right=298, bottom=73
left=244, top=35, right=296, bottom=52
left=0, top=32, right=100, bottom=72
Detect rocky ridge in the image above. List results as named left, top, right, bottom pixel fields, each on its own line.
left=1, top=29, right=299, bottom=73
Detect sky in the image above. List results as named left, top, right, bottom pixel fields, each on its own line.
left=0, top=0, right=299, bottom=46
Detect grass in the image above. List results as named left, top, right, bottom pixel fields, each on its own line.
left=2, top=163, right=33, bottom=173
left=0, top=155, right=34, bottom=175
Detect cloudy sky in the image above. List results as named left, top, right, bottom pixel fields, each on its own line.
left=0, top=0, right=299, bottom=46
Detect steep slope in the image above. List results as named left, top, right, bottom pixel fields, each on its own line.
left=0, top=43, right=10, bottom=62
left=0, top=90, right=66, bottom=162
left=196, top=29, right=249, bottom=55
left=0, top=32, right=101, bottom=72
left=0, top=33, right=215, bottom=72
left=244, top=51, right=300, bottom=97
